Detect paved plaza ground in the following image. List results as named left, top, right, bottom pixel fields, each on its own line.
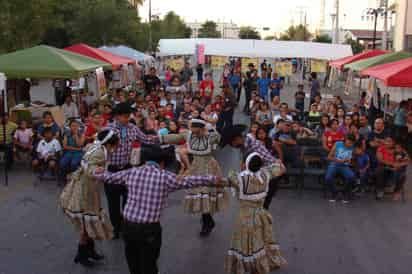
left=1, top=76, right=411, bottom=274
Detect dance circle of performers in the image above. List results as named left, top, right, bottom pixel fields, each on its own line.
left=60, top=102, right=287, bottom=274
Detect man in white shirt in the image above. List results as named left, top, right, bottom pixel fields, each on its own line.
left=62, top=95, right=79, bottom=119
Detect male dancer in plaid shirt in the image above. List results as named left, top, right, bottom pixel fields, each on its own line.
left=97, top=145, right=224, bottom=274
left=106, top=102, right=158, bottom=238
left=223, top=124, right=285, bottom=209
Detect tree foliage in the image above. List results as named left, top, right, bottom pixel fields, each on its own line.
left=198, top=21, right=221, bottom=38
left=344, top=38, right=364, bottom=54
left=278, top=24, right=312, bottom=41
left=238, top=27, right=261, bottom=40
left=0, top=0, right=191, bottom=53
left=264, top=35, right=277, bottom=40
left=313, top=34, right=332, bottom=43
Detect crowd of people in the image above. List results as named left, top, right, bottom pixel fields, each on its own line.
left=0, top=59, right=411, bottom=274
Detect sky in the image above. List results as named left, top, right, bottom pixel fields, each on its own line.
left=139, top=0, right=395, bottom=36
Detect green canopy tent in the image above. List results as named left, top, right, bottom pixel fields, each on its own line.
left=0, top=45, right=111, bottom=79
left=343, top=51, right=412, bottom=72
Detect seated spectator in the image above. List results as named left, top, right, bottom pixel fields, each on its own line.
left=322, top=119, right=344, bottom=153
left=13, top=120, right=33, bottom=159
left=314, top=95, right=326, bottom=113
left=158, top=121, right=169, bottom=136
left=270, top=94, right=281, bottom=115
left=307, top=103, right=322, bottom=128
left=292, top=121, right=316, bottom=140
left=0, top=114, right=18, bottom=170
left=62, top=94, right=79, bottom=120
left=336, top=107, right=345, bottom=125
left=60, top=120, right=85, bottom=180
left=32, top=127, right=62, bottom=175
left=247, top=123, right=259, bottom=140
left=375, top=137, right=410, bottom=201
left=315, top=114, right=330, bottom=137
left=358, top=114, right=371, bottom=139
left=367, top=118, right=389, bottom=169
left=338, top=114, right=352, bottom=135
left=102, top=104, right=113, bottom=124
left=349, top=124, right=366, bottom=150
left=255, top=102, right=273, bottom=131
left=273, top=103, right=293, bottom=129
left=164, top=104, right=175, bottom=120
left=201, top=104, right=218, bottom=129
left=334, top=95, right=347, bottom=111
left=256, top=127, right=274, bottom=154
left=325, top=134, right=357, bottom=203
left=37, top=111, right=60, bottom=138
left=145, top=111, right=159, bottom=134
left=351, top=112, right=360, bottom=127
left=353, top=142, right=370, bottom=193
left=178, top=103, right=193, bottom=128
left=328, top=103, right=338, bottom=119
left=84, top=112, right=105, bottom=143
left=274, top=120, right=300, bottom=166
left=166, top=75, right=187, bottom=94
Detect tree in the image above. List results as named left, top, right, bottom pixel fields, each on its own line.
left=278, top=24, right=312, bottom=41
left=313, top=34, right=332, bottom=43
left=238, top=27, right=261, bottom=39
left=344, top=38, right=364, bottom=54
left=198, top=21, right=221, bottom=38
left=148, top=11, right=191, bottom=51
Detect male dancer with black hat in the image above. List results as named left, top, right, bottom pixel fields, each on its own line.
left=96, top=145, right=225, bottom=274
left=106, top=102, right=158, bottom=238
left=222, top=124, right=285, bottom=209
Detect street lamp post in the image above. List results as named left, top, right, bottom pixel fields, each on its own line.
left=362, top=4, right=389, bottom=50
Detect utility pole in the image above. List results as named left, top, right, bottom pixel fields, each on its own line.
left=382, top=0, right=389, bottom=50
left=148, top=0, right=152, bottom=53
left=334, top=0, right=340, bottom=44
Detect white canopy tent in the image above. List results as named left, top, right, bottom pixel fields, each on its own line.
left=158, top=38, right=352, bottom=60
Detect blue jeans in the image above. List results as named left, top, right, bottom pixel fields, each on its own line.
left=325, top=163, right=356, bottom=195
left=60, top=151, right=83, bottom=176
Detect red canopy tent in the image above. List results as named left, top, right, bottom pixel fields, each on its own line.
left=329, top=49, right=388, bottom=70
left=361, top=57, right=412, bottom=88
left=64, top=43, right=135, bottom=70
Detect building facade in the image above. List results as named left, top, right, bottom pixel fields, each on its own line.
left=186, top=21, right=240, bottom=39
left=394, top=0, right=412, bottom=51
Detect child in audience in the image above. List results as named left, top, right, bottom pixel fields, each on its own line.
left=353, top=142, right=370, bottom=193
left=32, top=127, right=62, bottom=175
left=13, top=120, right=33, bottom=158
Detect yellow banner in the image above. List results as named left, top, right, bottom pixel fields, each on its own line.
left=241, top=58, right=259, bottom=72
left=311, top=59, right=327, bottom=73
left=95, top=67, right=107, bottom=96
left=211, top=56, right=229, bottom=69
left=166, top=58, right=185, bottom=71
left=274, top=62, right=293, bottom=76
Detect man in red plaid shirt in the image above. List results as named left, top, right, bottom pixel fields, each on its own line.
left=105, top=102, right=159, bottom=238
left=98, top=145, right=224, bottom=274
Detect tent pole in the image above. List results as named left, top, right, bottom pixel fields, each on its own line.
left=1, top=88, right=8, bottom=186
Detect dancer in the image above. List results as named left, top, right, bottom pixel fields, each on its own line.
left=160, top=118, right=227, bottom=236
left=225, top=152, right=287, bottom=274
left=96, top=145, right=225, bottom=274
left=222, top=124, right=285, bottom=210
left=106, top=102, right=158, bottom=239
left=60, top=129, right=119, bottom=267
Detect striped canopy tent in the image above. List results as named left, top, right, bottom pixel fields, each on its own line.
left=329, top=49, right=388, bottom=70
left=344, top=51, right=412, bottom=72
left=361, top=58, right=412, bottom=87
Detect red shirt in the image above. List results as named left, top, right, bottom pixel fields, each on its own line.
left=324, top=130, right=344, bottom=150
left=377, top=146, right=395, bottom=163
left=199, top=80, right=214, bottom=99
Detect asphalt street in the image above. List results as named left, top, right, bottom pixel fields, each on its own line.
left=1, top=77, right=411, bottom=274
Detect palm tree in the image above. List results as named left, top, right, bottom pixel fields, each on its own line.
left=128, top=0, right=144, bottom=8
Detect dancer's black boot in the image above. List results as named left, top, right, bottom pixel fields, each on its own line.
left=200, top=213, right=215, bottom=237
left=74, top=244, right=94, bottom=267
left=86, top=239, right=104, bottom=261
